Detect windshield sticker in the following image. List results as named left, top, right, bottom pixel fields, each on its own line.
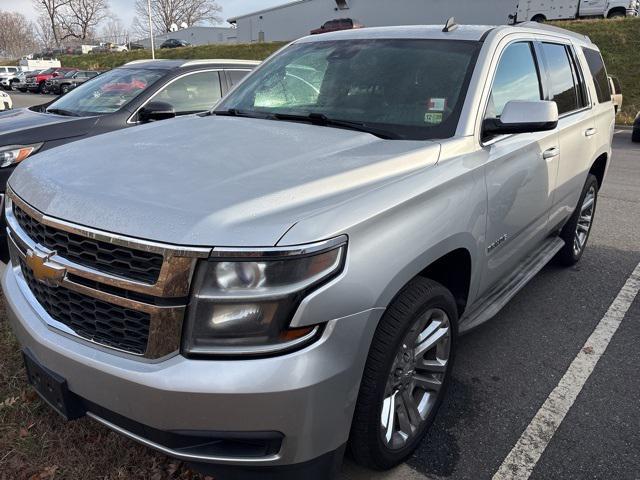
left=424, top=112, right=443, bottom=125
left=427, top=98, right=447, bottom=111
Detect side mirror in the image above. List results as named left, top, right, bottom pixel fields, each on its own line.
left=138, top=101, right=176, bottom=123
left=483, top=100, right=558, bottom=137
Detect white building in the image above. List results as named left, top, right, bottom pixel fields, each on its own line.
left=229, top=0, right=519, bottom=43
left=139, top=26, right=237, bottom=48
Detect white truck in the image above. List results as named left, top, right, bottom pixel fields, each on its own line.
left=17, top=58, right=61, bottom=73
left=515, top=0, right=639, bottom=22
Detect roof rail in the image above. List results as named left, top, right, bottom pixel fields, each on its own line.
left=518, top=21, right=592, bottom=43
left=180, top=59, right=261, bottom=67
left=124, top=59, right=163, bottom=65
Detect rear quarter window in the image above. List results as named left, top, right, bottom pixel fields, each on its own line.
left=582, top=48, right=610, bottom=103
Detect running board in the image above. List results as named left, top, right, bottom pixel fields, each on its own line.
left=459, top=237, right=565, bottom=334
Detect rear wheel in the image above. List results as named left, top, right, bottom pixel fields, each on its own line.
left=556, top=174, right=598, bottom=266
left=61, top=84, right=70, bottom=94
left=633, top=126, right=640, bottom=143
left=531, top=14, right=546, bottom=22
left=349, top=277, right=457, bottom=470
left=608, top=10, right=625, bottom=18
left=37, top=81, right=46, bottom=93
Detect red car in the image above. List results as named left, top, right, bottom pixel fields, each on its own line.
left=26, top=67, right=76, bottom=93
left=310, top=18, right=363, bottom=35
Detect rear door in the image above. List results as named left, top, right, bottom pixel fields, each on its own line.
left=537, top=41, right=596, bottom=228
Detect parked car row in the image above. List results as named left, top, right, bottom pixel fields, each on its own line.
left=0, top=21, right=620, bottom=480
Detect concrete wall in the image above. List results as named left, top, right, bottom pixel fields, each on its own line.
left=140, top=26, right=237, bottom=48
left=231, top=0, right=519, bottom=43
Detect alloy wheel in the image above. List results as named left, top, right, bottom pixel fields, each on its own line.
left=380, top=308, right=451, bottom=450
left=573, top=185, right=596, bottom=256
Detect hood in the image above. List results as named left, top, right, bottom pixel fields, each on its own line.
left=9, top=115, right=441, bottom=247
left=0, top=108, right=96, bottom=145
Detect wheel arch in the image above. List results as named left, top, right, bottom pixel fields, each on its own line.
left=589, top=152, right=608, bottom=190
left=376, top=234, right=477, bottom=320
left=606, top=6, right=627, bottom=17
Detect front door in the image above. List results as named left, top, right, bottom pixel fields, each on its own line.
left=481, top=41, right=560, bottom=289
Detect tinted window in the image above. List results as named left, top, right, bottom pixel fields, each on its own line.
left=541, top=43, right=579, bottom=114
left=567, top=48, right=589, bottom=109
left=153, top=71, right=222, bottom=114
left=227, top=69, right=251, bottom=86
left=218, top=39, right=481, bottom=141
left=582, top=48, right=610, bottom=104
left=487, top=42, right=542, bottom=118
left=47, top=67, right=166, bottom=115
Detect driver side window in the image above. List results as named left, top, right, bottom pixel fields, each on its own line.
left=153, top=71, right=222, bottom=114
left=486, top=42, right=542, bottom=119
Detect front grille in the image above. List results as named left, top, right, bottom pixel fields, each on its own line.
left=13, top=204, right=163, bottom=284
left=20, top=260, right=150, bottom=354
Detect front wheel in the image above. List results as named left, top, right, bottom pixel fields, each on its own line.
left=556, top=174, right=598, bottom=266
left=349, top=277, right=457, bottom=470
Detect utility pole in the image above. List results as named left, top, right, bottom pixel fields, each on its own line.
left=147, top=0, right=155, bottom=59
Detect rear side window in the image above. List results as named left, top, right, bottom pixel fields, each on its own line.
left=486, top=42, right=542, bottom=118
left=541, top=43, right=579, bottom=114
left=227, top=69, right=251, bottom=86
left=582, top=48, right=610, bottom=103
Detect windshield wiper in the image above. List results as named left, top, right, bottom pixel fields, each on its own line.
left=271, top=112, right=400, bottom=139
left=46, top=108, right=80, bottom=117
left=210, top=108, right=269, bottom=119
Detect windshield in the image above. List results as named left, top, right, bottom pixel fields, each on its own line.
left=62, top=70, right=77, bottom=78
left=47, top=67, right=166, bottom=116
left=217, top=39, right=480, bottom=140
left=40, top=68, right=55, bottom=75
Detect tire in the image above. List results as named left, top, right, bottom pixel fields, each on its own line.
left=632, top=126, right=640, bottom=143
left=349, top=277, right=457, bottom=470
left=60, top=84, right=70, bottom=94
left=531, top=14, right=546, bottom=22
left=37, top=81, right=45, bottom=94
left=608, top=11, right=625, bottom=18
left=556, top=174, right=598, bottom=266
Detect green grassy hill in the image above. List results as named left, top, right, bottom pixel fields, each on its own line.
left=59, top=42, right=286, bottom=70
left=553, top=17, right=639, bottom=124
left=58, top=17, right=639, bottom=123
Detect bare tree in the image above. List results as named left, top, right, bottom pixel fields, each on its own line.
left=0, top=11, right=38, bottom=58
left=132, top=0, right=221, bottom=37
left=59, top=0, right=110, bottom=41
left=33, top=0, right=70, bottom=47
left=35, top=13, right=58, bottom=49
left=101, top=14, right=129, bottom=44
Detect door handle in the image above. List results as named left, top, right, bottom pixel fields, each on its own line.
left=585, top=128, right=597, bottom=137
left=543, top=147, right=560, bottom=160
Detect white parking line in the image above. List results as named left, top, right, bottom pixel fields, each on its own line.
left=493, top=260, right=640, bottom=480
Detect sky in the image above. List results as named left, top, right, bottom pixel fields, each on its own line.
left=3, top=0, right=286, bottom=28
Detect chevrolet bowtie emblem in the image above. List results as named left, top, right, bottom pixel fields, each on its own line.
left=25, top=249, right=66, bottom=287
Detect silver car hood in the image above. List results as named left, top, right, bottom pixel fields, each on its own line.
left=9, top=115, right=441, bottom=247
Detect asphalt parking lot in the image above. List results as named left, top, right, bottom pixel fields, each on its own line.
left=6, top=90, right=54, bottom=110
left=1, top=92, right=638, bottom=479
left=345, top=129, right=640, bottom=479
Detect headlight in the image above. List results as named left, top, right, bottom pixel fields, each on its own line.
left=0, top=143, right=43, bottom=168
left=182, top=236, right=347, bottom=357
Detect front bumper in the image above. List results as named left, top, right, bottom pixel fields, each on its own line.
left=2, top=264, right=380, bottom=467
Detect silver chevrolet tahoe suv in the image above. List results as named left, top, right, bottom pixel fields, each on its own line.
left=2, top=22, right=614, bottom=479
